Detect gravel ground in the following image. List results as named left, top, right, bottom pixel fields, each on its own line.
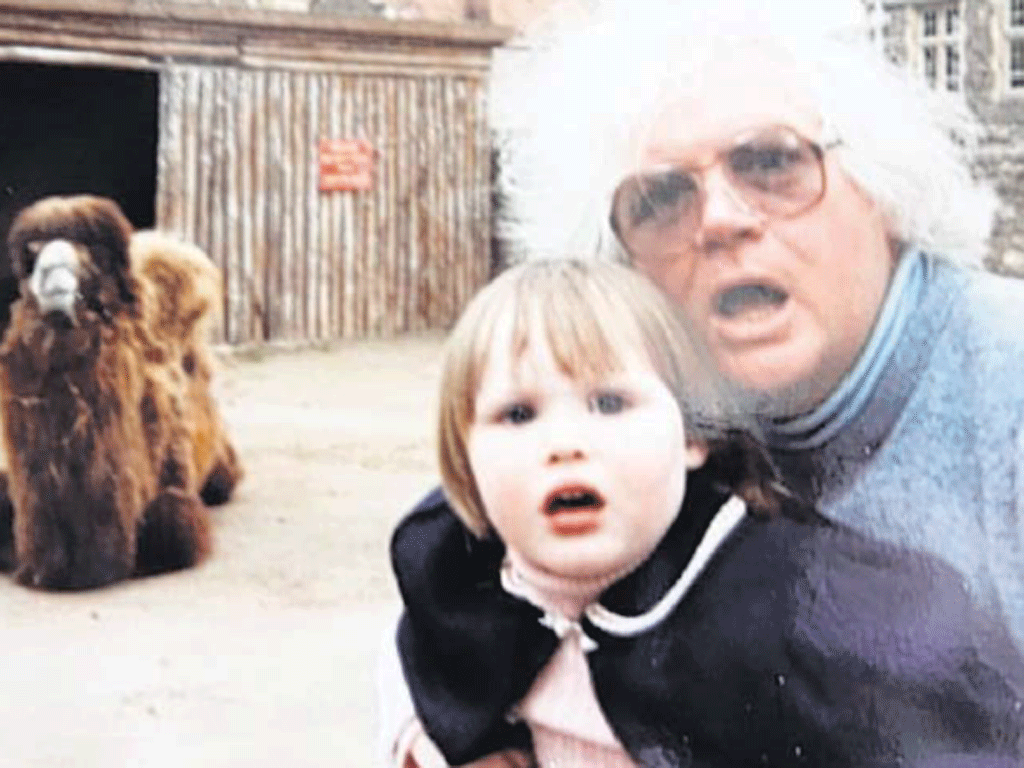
left=0, top=333, right=445, bottom=768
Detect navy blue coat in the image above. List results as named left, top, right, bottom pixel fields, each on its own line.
left=392, top=463, right=1024, bottom=768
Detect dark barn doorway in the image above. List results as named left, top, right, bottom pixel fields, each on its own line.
left=0, top=61, right=158, bottom=325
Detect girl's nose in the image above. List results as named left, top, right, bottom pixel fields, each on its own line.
left=543, top=410, right=588, bottom=465
left=547, top=444, right=585, bottom=465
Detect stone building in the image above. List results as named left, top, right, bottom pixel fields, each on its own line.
left=877, top=0, right=1024, bottom=272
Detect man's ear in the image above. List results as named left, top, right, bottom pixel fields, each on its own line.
left=685, top=440, right=708, bottom=470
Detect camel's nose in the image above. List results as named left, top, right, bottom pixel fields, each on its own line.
left=30, top=239, right=81, bottom=316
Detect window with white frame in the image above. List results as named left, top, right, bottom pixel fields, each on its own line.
left=1010, top=0, right=1024, bottom=90
left=946, top=4, right=960, bottom=35
left=945, top=44, right=960, bottom=90
left=1012, top=38, right=1024, bottom=88
left=917, top=2, right=962, bottom=91
left=924, top=45, right=938, bottom=87
left=923, top=7, right=938, bottom=36
left=1012, top=0, right=1024, bottom=27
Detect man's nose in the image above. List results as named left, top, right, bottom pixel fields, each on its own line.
left=696, top=168, right=766, bottom=252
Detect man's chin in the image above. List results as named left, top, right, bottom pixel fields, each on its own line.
left=729, top=383, right=823, bottom=420
left=717, top=365, right=834, bottom=420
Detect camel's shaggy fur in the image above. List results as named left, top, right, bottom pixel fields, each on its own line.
left=0, top=195, right=242, bottom=589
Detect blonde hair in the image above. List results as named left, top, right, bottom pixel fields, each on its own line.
left=490, top=0, right=997, bottom=266
left=437, top=259, right=729, bottom=537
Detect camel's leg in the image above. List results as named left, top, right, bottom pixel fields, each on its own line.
left=200, top=439, right=243, bottom=507
left=0, top=471, right=14, bottom=572
left=14, top=501, right=133, bottom=591
left=135, top=488, right=211, bottom=576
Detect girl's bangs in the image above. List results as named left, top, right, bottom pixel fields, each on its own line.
left=509, top=271, right=638, bottom=382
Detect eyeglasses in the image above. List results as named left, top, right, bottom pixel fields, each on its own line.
left=609, top=125, right=840, bottom=257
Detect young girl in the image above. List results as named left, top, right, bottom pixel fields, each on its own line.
left=389, top=259, right=1024, bottom=768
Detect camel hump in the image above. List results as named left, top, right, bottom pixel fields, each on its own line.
left=130, top=231, right=223, bottom=345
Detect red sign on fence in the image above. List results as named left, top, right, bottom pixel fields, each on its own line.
left=318, top=139, right=375, bottom=191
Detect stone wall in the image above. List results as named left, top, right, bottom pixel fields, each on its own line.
left=963, top=0, right=1024, bottom=273
left=885, top=0, right=1024, bottom=273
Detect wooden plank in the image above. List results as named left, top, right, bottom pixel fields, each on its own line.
left=251, top=70, right=270, bottom=342
left=0, top=44, right=152, bottom=69
left=440, top=75, right=456, bottom=327
left=307, top=72, right=323, bottom=341
left=0, top=30, right=236, bottom=62
left=409, top=76, right=425, bottom=332
left=353, top=75, right=368, bottom=337
left=373, top=75, right=390, bottom=336
left=472, top=77, right=491, bottom=290
left=395, top=74, right=412, bottom=333
left=420, top=75, right=438, bottom=331
left=196, top=68, right=215, bottom=270
left=211, top=67, right=228, bottom=341
left=340, top=73, right=355, bottom=338
left=155, top=69, right=180, bottom=231
left=452, top=75, right=467, bottom=328
left=180, top=68, right=201, bottom=247
left=236, top=68, right=255, bottom=345
left=288, top=70, right=301, bottom=340
left=150, top=59, right=492, bottom=346
left=0, top=0, right=512, bottom=49
left=265, top=69, right=286, bottom=340
left=240, top=48, right=494, bottom=76
left=278, top=69, right=294, bottom=339
left=221, top=66, right=241, bottom=344
left=321, top=72, right=338, bottom=340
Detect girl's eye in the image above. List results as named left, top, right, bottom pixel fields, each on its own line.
left=498, top=402, right=535, bottom=425
left=590, top=392, right=627, bottom=415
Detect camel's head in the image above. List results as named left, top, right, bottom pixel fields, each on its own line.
left=7, top=195, right=139, bottom=324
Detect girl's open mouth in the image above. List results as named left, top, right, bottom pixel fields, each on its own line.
left=544, top=485, right=605, bottom=534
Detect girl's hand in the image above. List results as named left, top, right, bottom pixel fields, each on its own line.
left=403, top=730, right=534, bottom=768
left=457, top=749, right=535, bottom=768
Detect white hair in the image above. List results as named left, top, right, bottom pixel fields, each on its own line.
left=489, top=0, right=997, bottom=266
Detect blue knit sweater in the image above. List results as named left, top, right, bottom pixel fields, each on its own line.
left=764, top=251, right=1024, bottom=646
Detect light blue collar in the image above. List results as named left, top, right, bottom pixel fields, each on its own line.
left=762, top=248, right=926, bottom=450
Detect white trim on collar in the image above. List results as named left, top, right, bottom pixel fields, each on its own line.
left=585, top=495, right=747, bottom=637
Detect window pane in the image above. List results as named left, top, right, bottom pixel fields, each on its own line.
left=924, top=45, right=937, bottom=87
left=947, top=45, right=959, bottom=75
left=946, top=5, right=960, bottom=35
left=1013, top=0, right=1024, bottom=28
left=924, top=8, right=937, bottom=36
left=1011, top=39, right=1024, bottom=87
left=946, top=44, right=960, bottom=90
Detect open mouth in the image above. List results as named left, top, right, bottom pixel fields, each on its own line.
left=544, top=486, right=606, bottom=515
left=715, top=283, right=788, bottom=319
left=543, top=485, right=605, bottom=535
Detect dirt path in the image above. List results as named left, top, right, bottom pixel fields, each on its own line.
left=0, top=334, right=445, bottom=768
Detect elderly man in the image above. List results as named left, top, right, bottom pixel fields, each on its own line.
left=381, top=0, right=1024, bottom=765
left=488, top=0, right=1023, bottom=633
